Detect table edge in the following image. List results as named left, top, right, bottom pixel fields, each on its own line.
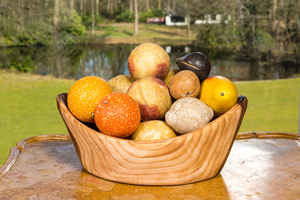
left=0, top=132, right=299, bottom=180
left=0, top=134, right=70, bottom=180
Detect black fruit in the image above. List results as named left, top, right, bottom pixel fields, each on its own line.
left=175, top=52, right=211, bottom=83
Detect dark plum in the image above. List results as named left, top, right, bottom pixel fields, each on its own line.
left=175, top=52, right=211, bottom=83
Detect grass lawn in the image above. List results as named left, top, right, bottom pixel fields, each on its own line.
left=0, top=71, right=75, bottom=166
left=236, top=79, right=299, bottom=133
left=0, top=71, right=299, bottom=167
left=91, top=23, right=197, bottom=45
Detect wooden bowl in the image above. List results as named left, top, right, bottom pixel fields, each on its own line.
left=57, top=93, right=247, bottom=185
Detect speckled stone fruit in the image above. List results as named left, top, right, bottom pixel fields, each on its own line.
left=127, top=77, right=172, bottom=121
left=67, top=76, right=112, bottom=123
left=128, top=43, right=171, bottom=80
left=131, top=120, right=177, bottom=141
left=165, top=97, right=214, bottom=134
left=94, top=93, right=141, bottom=138
left=108, top=75, right=134, bottom=93
left=169, top=70, right=200, bottom=99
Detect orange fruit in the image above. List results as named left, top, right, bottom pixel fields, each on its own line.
left=199, top=76, right=238, bottom=117
left=94, top=93, right=141, bottom=138
left=67, top=76, right=112, bottom=123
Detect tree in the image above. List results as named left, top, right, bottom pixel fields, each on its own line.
left=134, top=0, right=139, bottom=36
left=92, top=0, right=95, bottom=35
left=54, top=0, right=60, bottom=45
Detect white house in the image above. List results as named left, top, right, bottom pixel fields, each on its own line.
left=194, top=14, right=231, bottom=25
left=165, top=14, right=188, bottom=26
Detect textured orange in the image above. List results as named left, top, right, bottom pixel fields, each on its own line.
left=67, top=76, right=112, bottom=123
left=94, top=93, right=141, bottom=138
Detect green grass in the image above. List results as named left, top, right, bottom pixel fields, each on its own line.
left=100, top=23, right=197, bottom=45
left=0, top=71, right=299, bottom=167
left=235, top=79, right=299, bottom=133
left=0, top=71, right=75, bottom=166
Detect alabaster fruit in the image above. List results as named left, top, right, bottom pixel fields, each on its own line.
left=128, top=43, right=171, bottom=80
left=127, top=77, right=172, bottom=121
left=176, top=52, right=211, bottom=83
left=108, top=75, right=134, bottom=93
left=165, top=97, right=214, bottom=134
left=131, top=120, right=177, bottom=142
left=169, top=70, right=200, bottom=100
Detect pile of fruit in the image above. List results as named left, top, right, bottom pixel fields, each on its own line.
left=67, top=43, right=238, bottom=141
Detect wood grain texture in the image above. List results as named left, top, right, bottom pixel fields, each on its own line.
left=57, top=93, right=248, bottom=185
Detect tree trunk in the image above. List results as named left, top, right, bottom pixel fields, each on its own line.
left=53, top=0, right=60, bottom=45
left=107, top=0, right=110, bottom=12
left=166, top=0, right=171, bottom=11
left=134, top=0, right=139, bottom=36
left=158, top=0, right=161, bottom=9
left=111, top=1, right=114, bottom=14
left=70, top=0, right=74, bottom=10
left=80, top=0, right=83, bottom=14
left=187, top=15, right=191, bottom=38
left=146, top=0, right=149, bottom=10
left=130, top=0, right=133, bottom=12
left=92, top=0, right=95, bottom=35
left=18, top=0, right=24, bottom=32
left=273, top=0, right=277, bottom=20
left=185, top=2, right=191, bottom=38
left=96, top=0, right=99, bottom=15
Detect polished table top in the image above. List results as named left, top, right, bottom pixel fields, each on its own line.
left=0, top=133, right=299, bottom=199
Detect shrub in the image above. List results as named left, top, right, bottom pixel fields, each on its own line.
left=139, top=9, right=165, bottom=23
left=58, top=10, right=86, bottom=45
left=116, top=10, right=134, bottom=22
left=81, top=14, right=105, bottom=28
left=9, top=57, right=35, bottom=73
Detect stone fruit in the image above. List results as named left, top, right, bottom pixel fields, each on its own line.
left=131, top=120, right=177, bottom=141
left=67, top=76, right=112, bottom=123
left=128, top=43, right=171, bottom=80
left=169, top=70, right=200, bottom=100
left=94, top=93, right=141, bottom=138
left=199, top=76, right=238, bottom=117
left=164, top=69, right=180, bottom=87
left=108, top=75, right=134, bottom=93
left=165, top=97, right=214, bottom=134
left=127, top=77, right=172, bottom=121
left=176, top=52, right=211, bottom=83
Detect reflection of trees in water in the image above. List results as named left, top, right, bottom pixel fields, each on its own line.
left=0, top=44, right=298, bottom=81
left=77, top=44, right=135, bottom=80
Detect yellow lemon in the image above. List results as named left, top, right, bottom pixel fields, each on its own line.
left=199, top=76, right=238, bottom=117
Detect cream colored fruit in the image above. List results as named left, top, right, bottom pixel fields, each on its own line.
left=127, top=77, right=172, bottom=121
left=128, top=43, right=171, bottom=80
left=165, top=97, right=214, bottom=134
left=108, top=75, right=134, bottom=93
left=131, top=120, right=177, bottom=141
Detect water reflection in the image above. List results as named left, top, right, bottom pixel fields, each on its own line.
left=0, top=44, right=298, bottom=81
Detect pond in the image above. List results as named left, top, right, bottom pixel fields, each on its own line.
left=0, top=44, right=299, bottom=81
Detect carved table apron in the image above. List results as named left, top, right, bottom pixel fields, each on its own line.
left=0, top=133, right=299, bottom=199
